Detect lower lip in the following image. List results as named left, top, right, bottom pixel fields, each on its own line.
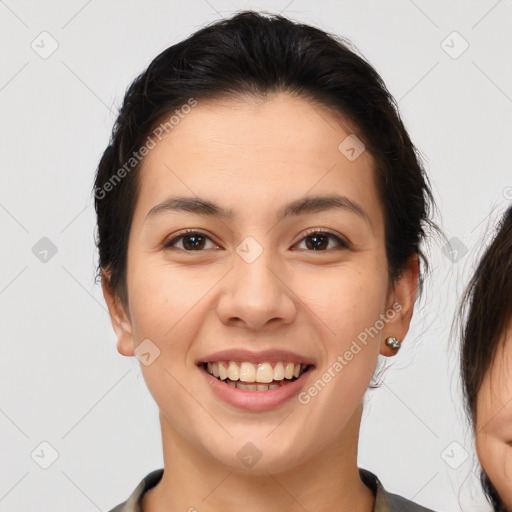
left=199, top=365, right=314, bottom=412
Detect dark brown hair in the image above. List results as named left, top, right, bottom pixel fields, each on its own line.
left=459, top=205, right=512, bottom=511
left=93, top=10, right=437, bottom=308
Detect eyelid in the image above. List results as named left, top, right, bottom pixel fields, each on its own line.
left=162, top=228, right=220, bottom=249
left=163, top=227, right=351, bottom=251
left=297, top=227, right=351, bottom=249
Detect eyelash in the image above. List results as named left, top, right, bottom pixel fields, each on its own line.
left=162, top=228, right=350, bottom=252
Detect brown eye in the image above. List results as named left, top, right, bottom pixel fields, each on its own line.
left=295, top=230, right=350, bottom=251
left=163, top=230, right=218, bottom=251
left=162, top=228, right=350, bottom=252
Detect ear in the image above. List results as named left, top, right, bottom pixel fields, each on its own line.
left=101, top=270, right=135, bottom=357
left=380, top=253, right=419, bottom=357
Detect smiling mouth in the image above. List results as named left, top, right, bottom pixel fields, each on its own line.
left=199, top=361, right=313, bottom=391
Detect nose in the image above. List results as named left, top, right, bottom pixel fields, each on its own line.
left=216, top=244, right=297, bottom=331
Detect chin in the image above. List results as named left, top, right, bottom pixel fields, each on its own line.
left=204, top=439, right=306, bottom=476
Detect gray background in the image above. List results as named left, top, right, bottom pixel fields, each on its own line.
left=1, top=0, right=511, bottom=510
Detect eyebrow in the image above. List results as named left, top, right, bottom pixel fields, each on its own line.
left=144, top=194, right=372, bottom=227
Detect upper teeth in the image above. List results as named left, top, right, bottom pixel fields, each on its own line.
left=206, top=361, right=307, bottom=383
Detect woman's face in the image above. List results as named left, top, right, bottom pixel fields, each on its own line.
left=475, top=324, right=512, bottom=509
left=103, top=92, right=417, bottom=474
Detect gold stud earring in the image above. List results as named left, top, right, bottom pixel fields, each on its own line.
left=385, top=337, right=401, bottom=350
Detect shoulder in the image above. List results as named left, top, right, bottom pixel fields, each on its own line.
left=109, top=467, right=437, bottom=512
left=378, top=488, right=437, bottom=512
left=107, top=469, right=164, bottom=512
left=359, top=468, right=437, bottom=512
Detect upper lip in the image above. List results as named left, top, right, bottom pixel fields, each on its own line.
left=196, top=349, right=316, bottom=367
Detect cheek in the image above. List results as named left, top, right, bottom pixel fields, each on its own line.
left=127, top=272, right=170, bottom=337
left=476, top=435, right=512, bottom=508
left=305, top=261, right=389, bottom=338
left=126, top=259, right=213, bottom=348
left=294, top=264, right=387, bottom=399
left=127, top=246, right=389, bottom=344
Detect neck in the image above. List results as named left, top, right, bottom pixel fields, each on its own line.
left=142, top=403, right=375, bottom=512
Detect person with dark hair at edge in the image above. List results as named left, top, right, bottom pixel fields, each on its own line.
left=458, top=205, right=512, bottom=512
left=94, top=10, right=440, bottom=512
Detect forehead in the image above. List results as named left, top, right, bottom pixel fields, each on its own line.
left=147, top=92, right=363, bottom=161
left=132, top=92, right=383, bottom=230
